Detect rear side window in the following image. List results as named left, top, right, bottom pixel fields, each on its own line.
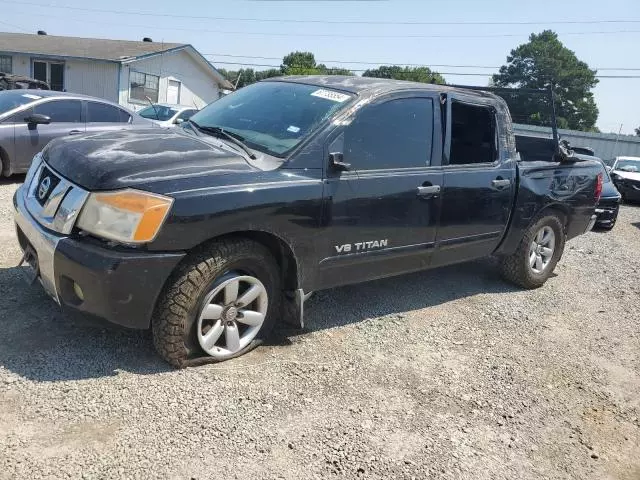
left=344, top=98, right=434, bottom=170
left=449, top=101, right=497, bottom=165
left=34, top=99, right=82, bottom=123
left=87, top=101, right=130, bottom=123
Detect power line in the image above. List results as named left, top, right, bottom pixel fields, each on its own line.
left=203, top=53, right=640, bottom=71
left=210, top=61, right=640, bottom=78
left=3, top=8, right=640, bottom=39
left=4, top=1, right=640, bottom=26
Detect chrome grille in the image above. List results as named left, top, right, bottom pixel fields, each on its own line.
left=23, top=154, right=89, bottom=235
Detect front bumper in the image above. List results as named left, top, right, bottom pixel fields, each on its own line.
left=14, top=186, right=185, bottom=329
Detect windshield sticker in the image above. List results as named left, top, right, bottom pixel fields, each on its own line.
left=22, top=94, right=42, bottom=100
left=310, top=89, right=350, bottom=103
left=287, top=125, right=301, bottom=133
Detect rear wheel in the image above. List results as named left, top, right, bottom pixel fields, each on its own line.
left=152, top=239, right=281, bottom=367
left=499, top=215, right=565, bottom=289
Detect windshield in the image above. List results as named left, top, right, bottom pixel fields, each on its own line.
left=189, top=81, right=354, bottom=157
left=138, top=105, right=179, bottom=121
left=0, top=91, right=41, bottom=116
left=614, top=159, right=640, bottom=173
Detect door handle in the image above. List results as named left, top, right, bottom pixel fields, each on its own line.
left=491, top=179, right=511, bottom=189
left=68, top=130, right=83, bottom=135
left=417, top=185, right=441, bottom=197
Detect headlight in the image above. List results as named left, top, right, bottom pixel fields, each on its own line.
left=76, top=189, right=173, bottom=244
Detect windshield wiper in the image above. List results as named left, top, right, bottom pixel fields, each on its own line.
left=189, top=120, right=256, bottom=159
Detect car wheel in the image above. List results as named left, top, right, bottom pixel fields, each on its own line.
left=152, top=238, right=281, bottom=367
left=499, top=214, right=566, bottom=289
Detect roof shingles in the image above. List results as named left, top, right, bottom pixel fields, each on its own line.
left=0, top=32, right=184, bottom=61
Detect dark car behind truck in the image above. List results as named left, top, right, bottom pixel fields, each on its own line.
left=14, top=77, right=601, bottom=367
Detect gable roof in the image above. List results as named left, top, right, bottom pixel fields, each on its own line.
left=0, top=32, right=233, bottom=89
left=0, top=32, right=184, bottom=62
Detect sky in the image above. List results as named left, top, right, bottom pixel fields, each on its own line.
left=1, top=0, right=639, bottom=134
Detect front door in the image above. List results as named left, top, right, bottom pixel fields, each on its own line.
left=318, top=94, right=443, bottom=289
left=33, top=60, right=64, bottom=91
left=167, top=80, right=181, bottom=105
left=13, top=99, right=84, bottom=171
left=431, top=96, right=516, bottom=267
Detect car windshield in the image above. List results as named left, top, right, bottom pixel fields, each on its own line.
left=615, top=159, right=640, bottom=172
left=138, top=105, right=179, bottom=121
left=0, top=91, right=41, bottom=116
left=189, top=81, right=355, bottom=157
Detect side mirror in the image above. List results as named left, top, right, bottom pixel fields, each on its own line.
left=605, top=165, right=612, bottom=173
left=25, top=113, right=51, bottom=128
left=174, top=118, right=185, bottom=125
left=329, top=152, right=351, bottom=171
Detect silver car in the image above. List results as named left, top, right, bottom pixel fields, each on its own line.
left=0, top=90, right=153, bottom=176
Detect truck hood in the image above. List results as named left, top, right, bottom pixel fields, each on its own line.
left=43, top=128, right=254, bottom=191
left=612, top=170, right=640, bottom=182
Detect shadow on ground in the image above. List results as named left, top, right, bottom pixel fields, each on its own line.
left=0, top=174, right=25, bottom=186
left=0, top=259, right=517, bottom=383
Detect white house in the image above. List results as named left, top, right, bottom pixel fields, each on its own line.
left=0, top=31, right=233, bottom=110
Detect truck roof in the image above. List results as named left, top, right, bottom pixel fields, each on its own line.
left=268, top=75, right=501, bottom=100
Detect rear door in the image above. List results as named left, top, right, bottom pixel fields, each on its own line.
left=13, top=98, right=83, bottom=171
left=431, top=95, right=516, bottom=267
left=319, top=93, right=443, bottom=289
left=85, top=101, right=133, bottom=134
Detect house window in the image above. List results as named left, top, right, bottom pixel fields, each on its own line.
left=0, top=55, right=11, bottom=73
left=32, top=60, right=64, bottom=91
left=129, top=71, right=159, bottom=103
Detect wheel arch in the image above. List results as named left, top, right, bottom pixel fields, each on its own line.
left=535, top=203, right=569, bottom=231
left=187, top=230, right=301, bottom=292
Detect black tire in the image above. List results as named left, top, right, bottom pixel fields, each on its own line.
left=499, top=214, right=566, bottom=289
left=152, top=238, right=281, bottom=368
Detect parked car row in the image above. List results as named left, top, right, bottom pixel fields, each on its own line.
left=0, top=91, right=197, bottom=176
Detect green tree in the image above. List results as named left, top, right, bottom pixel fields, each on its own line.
left=280, top=51, right=354, bottom=76
left=493, top=30, right=599, bottom=131
left=281, top=51, right=318, bottom=74
left=636, top=126, right=640, bottom=136
left=362, top=65, right=445, bottom=84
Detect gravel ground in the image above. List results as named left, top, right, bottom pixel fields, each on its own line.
left=0, top=177, right=639, bottom=480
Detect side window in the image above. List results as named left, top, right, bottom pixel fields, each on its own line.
left=449, top=101, right=497, bottom=165
left=176, top=109, right=197, bottom=121
left=87, top=102, right=126, bottom=123
left=34, top=100, right=82, bottom=123
left=118, top=108, right=132, bottom=123
left=344, top=98, right=433, bottom=170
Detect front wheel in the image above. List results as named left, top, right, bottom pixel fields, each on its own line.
left=499, top=215, right=566, bottom=289
left=152, top=239, right=281, bottom=367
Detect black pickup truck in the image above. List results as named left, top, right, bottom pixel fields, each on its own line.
left=14, top=76, right=602, bottom=367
